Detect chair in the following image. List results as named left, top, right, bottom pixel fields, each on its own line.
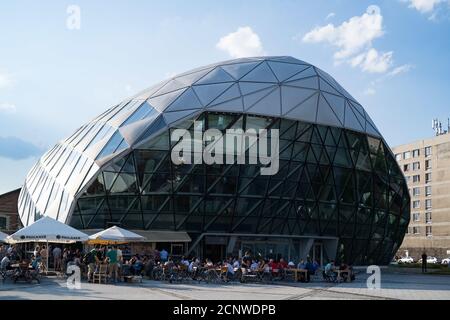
left=93, top=264, right=108, bottom=284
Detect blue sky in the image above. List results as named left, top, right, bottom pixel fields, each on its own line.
left=0, top=0, right=449, bottom=194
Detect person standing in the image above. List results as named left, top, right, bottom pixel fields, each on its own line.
left=53, top=246, right=62, bottom=271
left=106, top=246, right=119, bottom=283
left=421, top=252, right=428, bottom=273
left=84, top=248, right=99, bottom=282
left=160, top=248, right=168, bottom=263
left=40, top=245, right=48, bottom=272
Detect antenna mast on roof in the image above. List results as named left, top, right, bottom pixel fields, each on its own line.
left=432, top=117, right=449, bottom=136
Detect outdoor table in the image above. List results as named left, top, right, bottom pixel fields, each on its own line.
left=293, top=268, right=308, bottom=282
left=335, top=269, right=350, bottom=282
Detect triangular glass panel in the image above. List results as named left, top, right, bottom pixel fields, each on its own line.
left=136, top=115, right=168, bottom=145
left=316, top=94, right=342, bottom=127
left=247, top=87, right=281, bottom=115
left=319, top=78, right=342, bottom=96
left=139, top=131, right=169, bottom=150
left=120, top=153, right=136, bottom=173
left=221, top=62, right=260, bottom=80
left=110, top=172, right=138, bottom=194
left=208, top=98, right=244, bottom=112
left=196, top=67, right=235, bottom=84
left=163, top=109, right=197, bottom=126
left=209, top=83, right=241, bottom=106
left=284, top=76, right=319, bottom=90
left=147, top=88, right=186, bottom=112
left=239, top=82, right=275, bottom=95
left=366, top=121, right=380, bottom=137
left=165, top=88, right=203, bottom=112
left=267, top=61, right=310, bottom=82
left=243, top=86, right=276, bottom=110
left=286, top=66, right=317, bottom=81
left=285, top=93, right=318, bottom=123
left=349, top=101, right=366, bottom=118
left=281, top=86, right=317, bottom=115
left=193, top=82, right=233, bottom=106
left=322, top=92, right=345, bottom=124
left=121, top=212, right=144, bottom=229
left=268, top=56, right=308, bottom=65
left=350, top=105, right=366, bottom=131
left=241, top=62, right=279, bottom=83
left=344, top=102, right=365, bottom=132
left=153, top=79, right=188, bottom=96
left=174, top=67, right=214, bottom=86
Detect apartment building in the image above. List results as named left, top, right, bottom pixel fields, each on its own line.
left=393, top=132, right=450, bottom=259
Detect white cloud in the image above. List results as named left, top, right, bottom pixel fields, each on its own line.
left=388, top=64, right=413, bottom=76
left=0, top=73, right=13, bottom=89
left=0, top=103, right=17, bottom=114
left=303, top=5, right=384, bottom=59
left=364, top=87, right=376, bottom=95
left=404, top=0, right=443, bottom=13
left=325, top=12, right=335, bottom=20
left=216, top=26, right=265, bottom=58
left=350, top=48, right=393, bottom=73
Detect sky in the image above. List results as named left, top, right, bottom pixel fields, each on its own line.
left=0, top=0, right=449, bottom=194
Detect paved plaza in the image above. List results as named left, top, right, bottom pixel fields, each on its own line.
left=0, top=269, right=449, bottom=300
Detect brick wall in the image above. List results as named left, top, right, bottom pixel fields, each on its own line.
left=0, top=188, right=22, bottom=233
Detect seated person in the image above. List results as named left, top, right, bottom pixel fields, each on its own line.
left=180, top=256, right=190, bottom=267
left=339, top=263, right=349, bottom=282
left=278, top=258, right=288, bottom=270
left=131, top=255, right=144, bottom=275
left=287, top=261, right=295, bottom=269
left=31, top=254, right=42, bottom=270
left=0, top=254, right=11, bottom=271
left=297, top=259, right=306, bottom=269
left=324, top=260, right=336, bottom=281
left=250, top=260, right=259, bottom=271
left=205, top=258, right=214, bottom=269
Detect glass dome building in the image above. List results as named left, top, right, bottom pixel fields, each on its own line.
left=18, top=56, right=409, bottom=265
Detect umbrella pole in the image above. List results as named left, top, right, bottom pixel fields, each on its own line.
left=46, top=240, right=49, bottom=275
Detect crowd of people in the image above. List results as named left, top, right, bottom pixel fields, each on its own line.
left=0, top=244, right=355, bottom=284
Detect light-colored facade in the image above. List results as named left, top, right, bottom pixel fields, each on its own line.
left=393, top=134, right=450, bottom=259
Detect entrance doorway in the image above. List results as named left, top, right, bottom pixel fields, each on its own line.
left=310, top=242, right=323, bottom=266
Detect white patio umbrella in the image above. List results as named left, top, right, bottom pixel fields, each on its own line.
left=7, top=216, right=89, bottom=271
left=88, top=226, right=145, bottom=245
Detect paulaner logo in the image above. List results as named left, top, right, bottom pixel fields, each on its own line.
left=170, top=121, right=280, bottom=175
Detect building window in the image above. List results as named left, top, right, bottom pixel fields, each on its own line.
left=426, top=226, right=432, bottom=237
left=426, top=212, right=432, bottom=223
left=425, top=186, right=432, bottom=196
left=403, top=151, right=411, bottom=159
left=425, top=199, right=432, bottom=209
left=413, top=175, right=420, bottom=183
left=0, top=217, right=6, bottom=230
left=412, top=200, right=420, bottom=209
left=403, top=164, right=410, bottom=172
left=413, top=226, right=420, bottom=234
left=412, top=187, right=420, bottom=196
left=413, top=162, right=420, bottom=171
left=406, top=176, right=411, bottom=183
left=413, top=149, right=420, bottom=158
left=395, top=153, right=402, bottom=161
left=425, top=146, right=432, bottom=157
left=412, top=212, right=420, bottom=222
left=425, top=173, right=432, bottom=183
left=425, top=159, right=431, bottom=170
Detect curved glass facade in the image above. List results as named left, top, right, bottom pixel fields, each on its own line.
left=18, top=56, right=409, bottom=265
